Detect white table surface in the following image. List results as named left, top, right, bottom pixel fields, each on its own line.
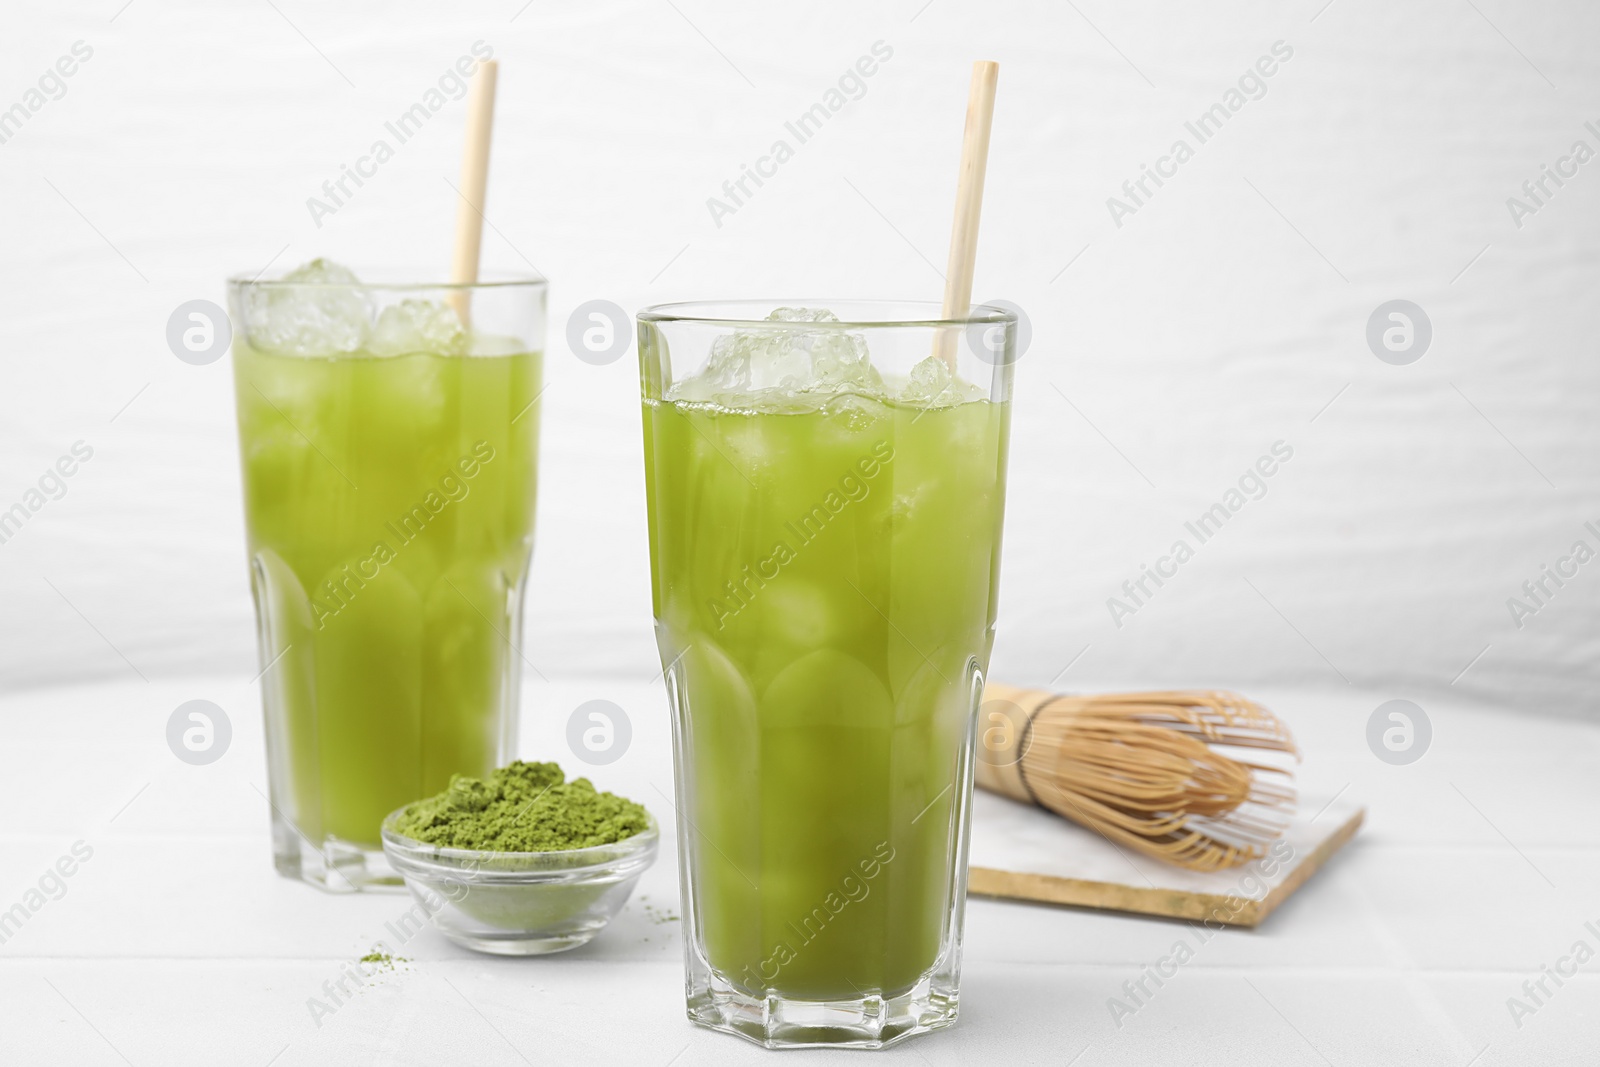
left=2, top=677, right=1596, bottom=1066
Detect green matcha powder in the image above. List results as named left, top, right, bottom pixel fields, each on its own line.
left=394, top=760, right=649, bottom=852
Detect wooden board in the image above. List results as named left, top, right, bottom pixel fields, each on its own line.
left=967, top=791, right=1364, bottom=927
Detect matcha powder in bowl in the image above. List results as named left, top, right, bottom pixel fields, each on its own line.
left=393, top=761, right=650, bottom=852
left=381, top=762, right=659, bottom=955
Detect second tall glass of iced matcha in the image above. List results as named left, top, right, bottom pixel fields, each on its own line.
left=638, top=301, right=1015, bottom=1048
left=229, top=262, right=545, bottom=890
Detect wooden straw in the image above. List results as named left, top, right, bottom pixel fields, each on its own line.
left=933, top=60, right=999, bottom=371
left=447, top=59, right=499, bottom=327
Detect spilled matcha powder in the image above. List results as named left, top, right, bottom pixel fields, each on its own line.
left=358, top=949, right=406, bottom=973
left=394, top=761, right=649, bottom=852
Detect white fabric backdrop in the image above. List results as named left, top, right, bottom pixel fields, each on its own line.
left=2, top=0, right=1596, bottom=717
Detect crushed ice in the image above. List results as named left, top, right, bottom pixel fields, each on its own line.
left=669, top=307, right=983, bottom=410
left=245, top=260, right=468, bottom=358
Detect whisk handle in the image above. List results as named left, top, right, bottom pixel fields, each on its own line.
left=975, top=682, right=1056, bottom=806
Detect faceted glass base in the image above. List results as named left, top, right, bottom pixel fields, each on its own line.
left=687, top=967, right=959, bottom=1050
left=271, top=806, right=402, bottom=893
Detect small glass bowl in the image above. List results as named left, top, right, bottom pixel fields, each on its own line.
left=380, top=811, right=659, bottom=956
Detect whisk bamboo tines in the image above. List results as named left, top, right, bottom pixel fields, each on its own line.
left=976, top=684, right=1301, bottom=872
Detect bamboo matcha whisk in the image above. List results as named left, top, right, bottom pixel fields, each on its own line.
left=976, top=684, right=1300, bottom=872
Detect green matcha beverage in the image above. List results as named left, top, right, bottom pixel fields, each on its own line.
left=638, top=302, right=1016, bottom=1048
left=228, top=261, right=545, bottom=890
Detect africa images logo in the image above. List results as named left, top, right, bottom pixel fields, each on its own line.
left=311, top=442, right=497, bottom=629
left=305, top=41, right=494, bottom=228
left=705, top=40, right=895, bottom=228
left=707, top=441, right=893, bottom=630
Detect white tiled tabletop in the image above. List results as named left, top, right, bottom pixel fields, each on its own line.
left=1, top=678, right=1595, bottom=1065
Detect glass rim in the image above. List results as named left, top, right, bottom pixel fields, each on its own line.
left=636, top=299, right=1017, bottom=329
left=227, top=267, right=546, bottom=292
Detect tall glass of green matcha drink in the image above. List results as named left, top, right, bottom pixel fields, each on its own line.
left=228, top=261, right=545, bottom=891
left=638, top=301, right=1015, bottom=1048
